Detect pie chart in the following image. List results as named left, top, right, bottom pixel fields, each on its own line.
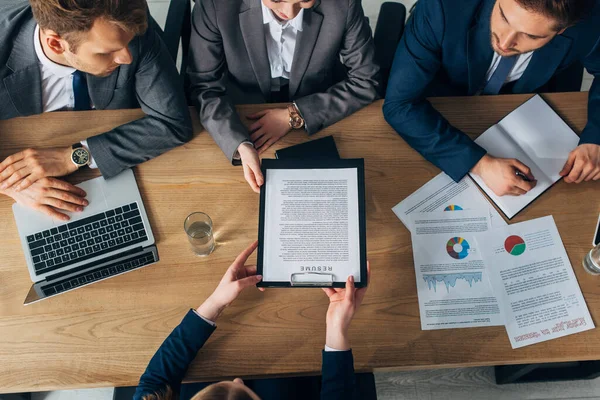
left=505, top=235, right=526, bottom=256
left=446, top=237, right=470, bottom=260
left=444, top=205, right=463, bottom=211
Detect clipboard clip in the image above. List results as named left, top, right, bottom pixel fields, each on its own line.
left=290, top=272, right=334, bottom=287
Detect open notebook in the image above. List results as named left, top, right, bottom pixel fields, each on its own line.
left=469, top=95, right=580, bottom=219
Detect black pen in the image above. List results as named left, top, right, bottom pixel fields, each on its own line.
left=515, top=170, right=533, bottom=182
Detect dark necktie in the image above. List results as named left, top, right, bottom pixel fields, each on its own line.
left=482, top=55, right=518, bottom=95
left=72, top=70, right=91, bottom=111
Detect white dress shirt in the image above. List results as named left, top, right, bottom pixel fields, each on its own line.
left=34, top=25, right=98, bottom=168
left=485, top=51, right=534, bottom=85
left=261, top=3, right=304, bottom=92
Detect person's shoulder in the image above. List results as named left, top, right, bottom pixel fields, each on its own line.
left=0, top=1, right=32, bottom=33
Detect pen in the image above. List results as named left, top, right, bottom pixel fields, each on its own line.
left=515, top=170, right=533, bottom=182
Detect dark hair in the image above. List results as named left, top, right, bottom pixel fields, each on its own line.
left=515, top=0, right=596, bottom=30
left=29, top=0, right=148, bottom=51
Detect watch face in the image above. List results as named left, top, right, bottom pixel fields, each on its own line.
left=72, top=148, right=89, bottom=166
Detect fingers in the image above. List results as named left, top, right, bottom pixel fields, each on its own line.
left=250, top=129, right=266, bottom=143
left=36, top=204, right=70, bottom=221
left=244, top=265, right=258, bottom=277
left=0, top=160, right=29, bottom=190
left=235, top=274, right=263, bottom=291
left=233, top=240, right=259, bottom=267
left=565, top=159, right=584, bottom=183
left=246, top=110, right=268, bottom=120
left=513, top=178, right=535, bottom=194
left=560, top=151, right=576, bottom=177
left=0, top=150, right=25, bottom=175
left=248, top=158, right=264, bottom=188
left=46, top=178, right=87, bottom=197
left=242, top=162, right=261, bottom=193
left=577, top=164, right=595, bottom=183
left=593, top=171, right=600, bottom=181
left=42, top=195, right=84, bottom=213
left=322, top=287, right=336, bottom=298
left=511, top=159, right=535, bottom=181
left=344, top=275, right=356, bottom=303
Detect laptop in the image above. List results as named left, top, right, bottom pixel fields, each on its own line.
left=12, top=169, right=159, bottom=305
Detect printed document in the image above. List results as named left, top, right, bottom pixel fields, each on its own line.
left=393, top=173, right=506, bottom=232
left=469, top=95, right=579, bottom=219
left=262, top=168, right=361, bottom=283
left=410, top=210, right=504, bottom=330
left=479, top=216, right=594, bottom=348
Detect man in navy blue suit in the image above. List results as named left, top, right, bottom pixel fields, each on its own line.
left=384, top=0, right=600, bottom=196
left=133, top=241, right=370, bottom=400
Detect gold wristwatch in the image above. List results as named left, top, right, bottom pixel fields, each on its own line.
left=287, top=104, right=305, bottom=129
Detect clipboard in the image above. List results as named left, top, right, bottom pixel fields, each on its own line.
left=257, top=158, right=367, bottom=288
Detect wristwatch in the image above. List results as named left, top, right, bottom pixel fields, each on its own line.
left=288, top=104, right=305, bottom=129
left=70, top=143, right=91, bottom=168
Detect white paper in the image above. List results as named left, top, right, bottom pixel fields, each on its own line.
left=262, top=168, right=361, bottom=283
left=410, top=210, right=504, bottom=330
left=392, top=172, right=507, bottom=232
left=478, top=216, right=594, bottom=348
left=470, top=95, right=579, bottom=219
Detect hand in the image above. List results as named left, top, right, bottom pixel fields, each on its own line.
left=238, top=143, right=264, bottom=194
left=471, top=154, right=537, bottom=196
left=322, top=262, right=370, bottom=351
left=196, top=240, right=264, bottom=322
left=247, top=108, right=291, bottom=154
left=1, top=177, right=88, bottom=221
left=560, top=144, right=600, bottom=183
left=0, top=147, right=78, bottom=192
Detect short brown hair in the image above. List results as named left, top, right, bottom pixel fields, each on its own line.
left=515, top=0, right=596, bottom=30
left=29, top=0, right=148, bottom=51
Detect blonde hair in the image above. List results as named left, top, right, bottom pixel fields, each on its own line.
left=142, top=383, right=260, bottom=400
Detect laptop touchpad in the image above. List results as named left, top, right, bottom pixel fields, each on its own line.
left=59, top=178, right=109, bottom=222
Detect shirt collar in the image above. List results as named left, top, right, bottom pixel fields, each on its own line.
left=34, top=24, right=76, bottom=78
left=261, top=2, right=304, bottom=32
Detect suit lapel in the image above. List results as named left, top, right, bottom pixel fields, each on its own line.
left=239, top=0, right=271, bottom=99
left=289, top=1, right=323, bottom=98
left=467, top=0, right=495, bottom=94
left=88, top=72, right=119, bottom=110
left=4, top=18, right=43, bottom=116
left=512, top=34, right=572, bottom=93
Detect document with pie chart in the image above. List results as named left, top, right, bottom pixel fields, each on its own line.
left=410, top=210, right=504, bottom=330
left=479, top=216, right=594, bottom=348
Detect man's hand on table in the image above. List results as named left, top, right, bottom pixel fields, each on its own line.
left=1, top=177, right=88, bottom=221
left=238, top=143, right=264, bottom=194
left=247, top=108, right=291, bottom=154
left=560, top=144, right=600, bottom=183
left=471, top=154, right=537, bottom=196
left=196, top=240, right=264, bottom=322
left=0, top=147, right=78, bottom=192
left=322, top=262, right=370, bottom=351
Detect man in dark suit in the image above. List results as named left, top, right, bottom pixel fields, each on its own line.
left=384, top=0, right=600, bottom=196
left=134, top=241, right=370, bottom=400
left=188, top=0, right=380, bottom=193
left=0, top=0, right=192, bottom=220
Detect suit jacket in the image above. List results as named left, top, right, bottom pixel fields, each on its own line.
left=187, top=0, right=381, bottom=162
left=383, top=0, right=600, bottom=182
left=0, top=1, right=193, bottom=178
left=133, top=310, right=358, bottom=400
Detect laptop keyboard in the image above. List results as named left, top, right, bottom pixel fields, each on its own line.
left=41, top=251, right=157, bottom=297
left=26, top=202, right=148, bottom=275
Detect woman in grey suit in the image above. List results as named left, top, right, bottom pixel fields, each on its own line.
left=188, top=0, right=381, bottom=192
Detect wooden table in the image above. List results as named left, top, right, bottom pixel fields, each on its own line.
left=1, top=93, right=598, bottom=393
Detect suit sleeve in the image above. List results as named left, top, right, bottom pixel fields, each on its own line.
left=294, top=0, right=381, bottom=134
left=382, top=0, right=486, bottom=182
left=133, top=310, right=217, bottom=400
left=320, top=350, right=358, bottom=400
left=188, top=0, right=250, bottom=163
left=86, top=25, right=193, bottom=179
left=580, top=36, right=600, bottom=146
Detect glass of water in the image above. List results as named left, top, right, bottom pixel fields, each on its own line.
left=582, top=242, right=600, bottom=275
left=184, top=212, right=215, bottom=256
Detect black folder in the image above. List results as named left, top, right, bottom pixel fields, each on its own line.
left=275, top=136, right=340, bottom=160
left=257, top=158, right=367, bottom=288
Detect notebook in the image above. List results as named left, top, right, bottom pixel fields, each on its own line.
left=468, top=95, right=580, bottom=219
left=275, top=136, right=340, bottom=160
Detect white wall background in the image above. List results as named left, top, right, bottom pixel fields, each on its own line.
left=146, top=0, right=592, bottom=91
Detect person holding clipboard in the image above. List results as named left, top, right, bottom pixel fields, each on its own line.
left=134, top=241, right=371, bottom=400
left=187, top=0, right=380, bottom=193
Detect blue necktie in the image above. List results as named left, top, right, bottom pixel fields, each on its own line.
left=482, top=55, right=518, bottom=95
left=72, top=70, right=91, bottom=111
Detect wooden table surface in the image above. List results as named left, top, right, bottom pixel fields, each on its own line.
left=1, top=93, right=598, bottom=393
